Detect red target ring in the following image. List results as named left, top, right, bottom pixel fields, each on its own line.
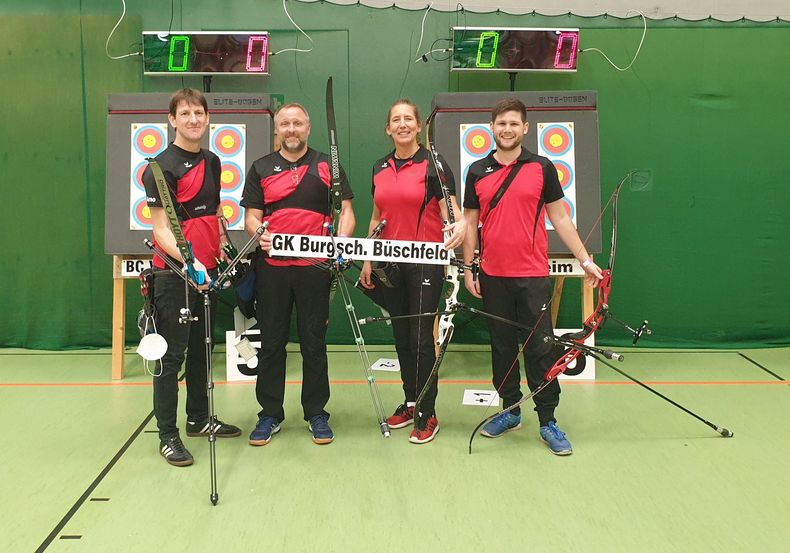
left=220, top=198, right=242, bottom=227
left=133, top=125, right=166, bottom=156
left=462, top=126, right=493, bottom=157
left=540, top=124, right=573, bottom=156
left=212, top=126, right=244, bottom=156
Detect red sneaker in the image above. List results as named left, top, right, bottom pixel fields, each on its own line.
left=409, top=414, right=439, bottom=444
left=386, top=404, right=414, bottom=429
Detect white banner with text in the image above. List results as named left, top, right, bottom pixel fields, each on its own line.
left=269, top=234, right=451, bottom=265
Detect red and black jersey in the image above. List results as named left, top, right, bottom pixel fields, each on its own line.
left=371, top=145, right=455, bottom=242
left=463, top=147, right=564, bottom=277
left=142, top=143, right=222, bottom=270
left=241, top=147, right=353, bottom=267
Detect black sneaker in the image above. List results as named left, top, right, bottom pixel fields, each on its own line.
left=186, top=418, right=242, bottom=438
left=160, top=435, right=194, bottom=467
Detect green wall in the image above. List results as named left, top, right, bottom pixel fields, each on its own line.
left=1, top=1, right=788, bottom=349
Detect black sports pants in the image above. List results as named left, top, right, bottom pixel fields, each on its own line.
left=152, top=270, right=217, bottom=440
left=385, top=263, right=445, bottom=416
left=254, top=261, right=332, bottom=422
left=479, top=273, right=561, bottom=426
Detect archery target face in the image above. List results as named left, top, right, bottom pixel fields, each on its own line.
left=540, top=124, right=573, bottom=156
left=220, top=198, right=243, bottom=227
left=212, top=126, right=245, bottom=156
left=132, top=198, right=153, bottom=228
left=132, top=125, right=167, bottom=157
left=211, top=124, right=247, bottom=230
left=462, top=125, right=493, bottom=157
left=220, top=161, right=243, bottom=192
left=552, top=160, right=574, bottom=190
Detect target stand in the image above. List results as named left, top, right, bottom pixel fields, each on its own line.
left=105, top=93, right=273, bottom=378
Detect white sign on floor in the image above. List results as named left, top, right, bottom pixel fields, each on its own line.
left=371, top=358, right=400, bottom=372
left=463, top=389, right=501, bottom=407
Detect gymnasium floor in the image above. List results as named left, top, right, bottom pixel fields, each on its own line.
left=2, top=346, right=788, bottom=553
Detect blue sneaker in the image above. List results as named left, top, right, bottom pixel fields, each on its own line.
left=481, top=412, right=522, bottom=438
left=249, top=416, right=280, bottom=446
left=308, top=415, right=334, bottom=445
left=540, top=421, right=573, bottom=455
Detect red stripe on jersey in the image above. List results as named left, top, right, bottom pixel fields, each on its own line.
left=176, top=159, right=205, bottom=204
left=261, top=165, right=309, bottom=203
left=317, top=161, right=331, bottom=188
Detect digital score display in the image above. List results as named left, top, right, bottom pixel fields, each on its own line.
left=143, top=32, right=269, bottom=75
left=451, top=27, right=579, bottom=72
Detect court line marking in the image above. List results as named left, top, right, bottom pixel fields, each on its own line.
left=737, top=352, right=786, bottom=382
left=36, top=411, right=154, bottom=553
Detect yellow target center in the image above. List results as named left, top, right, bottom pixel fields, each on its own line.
left=142, top=135, right=156, bottom=148
left=471, top=135, right=485, bottom=149
left=142, top=206, right=151, bottom=219
left=221, top=135, right=235, bottom=148
left=222, top=205, right=234, bottom=219
left=549, top=134, right=564, bottom=148
left=221, top=170, right=234, bottom=184
left=556, top=169, right=565, bottom=182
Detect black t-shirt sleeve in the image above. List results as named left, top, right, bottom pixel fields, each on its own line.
left=542, top=160, right=565, bottom=203
left=339, top=163, right=354, bottom=200
left=209, top=153, right=222, bottom=196
left=240, top=163, right=264, bottom=209
left=463, top=166, right=481, bottom=210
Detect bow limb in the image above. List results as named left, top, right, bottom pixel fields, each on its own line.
left=325, top=78, right=390, bottom=436
left=413, top=111, right=462, bottom=421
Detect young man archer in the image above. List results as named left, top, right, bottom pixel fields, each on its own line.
left=462, top=98, right=603, bottom=455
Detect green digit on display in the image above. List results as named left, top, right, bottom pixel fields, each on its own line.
left=476, top=31, right=499, bottom=68
left=167, top=35, right=190, bottom=72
